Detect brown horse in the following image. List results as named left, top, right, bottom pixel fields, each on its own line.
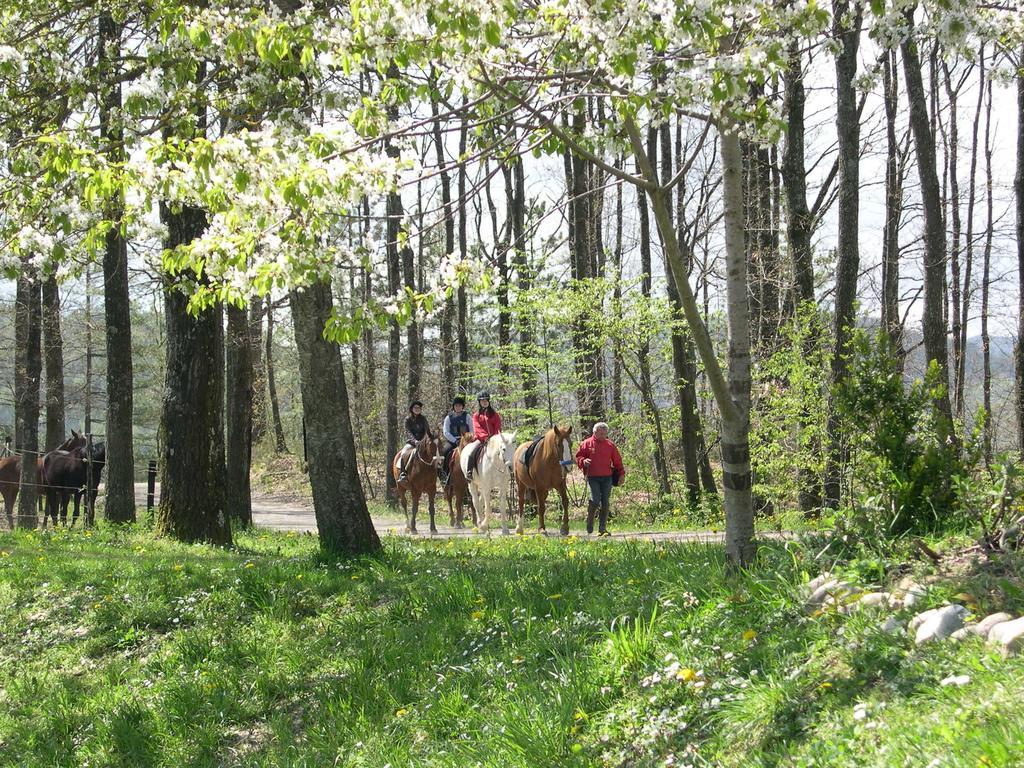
left=513, top=425, right=573, bottom=536
left=0, top=431, right=86, bottom=528
left=445, top=433, right=476, bottom=528
left=392, top=434, right=443, bottom=534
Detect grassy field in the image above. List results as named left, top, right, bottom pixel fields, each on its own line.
left=0, top=526, right=1022, bottom=767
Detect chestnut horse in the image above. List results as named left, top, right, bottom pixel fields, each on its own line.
left=513, top=426, right=573, bottom=536
left=445, top=433, right=476, bottom=528
left=0, top=431, right=86, bottom=529
left=391, top=434, right=443, bottom=534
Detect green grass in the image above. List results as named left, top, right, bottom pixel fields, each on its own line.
left=0, top=526, right=1022, bottom=767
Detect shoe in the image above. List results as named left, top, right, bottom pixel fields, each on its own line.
left=398, top=472, right=407, bottom=484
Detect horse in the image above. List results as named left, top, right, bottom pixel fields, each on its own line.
left=445, top=433, right=477, bottom=528
left=43, top=440, right=106, bottom=528
left=459, top=432, right=518, bottom=534
left=513, top=425, right=574, bottom=536
left=0, top=431, right=86, bottom=529
left=392, top=434, right=443, bottom=534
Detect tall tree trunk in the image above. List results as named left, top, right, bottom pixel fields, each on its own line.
left=290, top=282, right=381, bottom=555
left=943, top=62, right=965, bottom=420
left=489, top=161, right=511, bottom=382
left=431, top=90, right=456, bottom=407
left=155, top=203, right=231, bottom=545
left=41, top=274, right=65, bottom=451
left=635, top=136, right=670, bottom=496
left=84, top=264, right=94, bottom=434
left=881, top=49, right=905, bottom=360
left=662, top=118, right=702, bottom=505
left=250, top=297, right=268, bottom=443
left=823, top=0, right=862, bottom=509
left=612, top=160, right=624, bottom=414
left=981, top=67, right=994, bottom=465
left=225, top=304, right=254, bottom=527
left=508, top=152, right=538, bottom=423
left=14, top=266, right=42, bottom=528
left=265, top=303, right=288, bottom=453
left=902, top=8, right=956, bottom=438
left=628, top=117, right=754, bottom=567
left=782, top=40, right=814, bottom=308
left=361, top=197, right=376, bottom=392
left=960, top=50, right=984, bottom=432
left=457, top=108, right=470, bottom=395
left=99, top=11, right=135, bottom=523
left=1015, top=45, right=1024, bottom=456
left=385, top=180, right=402, bottom=509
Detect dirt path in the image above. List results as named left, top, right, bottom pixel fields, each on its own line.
left=133, top=484, right=735, bottom=543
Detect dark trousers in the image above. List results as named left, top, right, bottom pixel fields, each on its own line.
left=587, top=475, right=613, bottom=506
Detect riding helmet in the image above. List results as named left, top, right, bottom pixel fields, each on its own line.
left=409, top=400, right=423, bottom=411
left=476, top=391, right=491, bottom=401
left=452, top=396, right=466, bottom=407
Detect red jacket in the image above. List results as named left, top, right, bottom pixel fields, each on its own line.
left=473, top=410, right=502, bottom=441
left=576, top=436, right=625, bottom=479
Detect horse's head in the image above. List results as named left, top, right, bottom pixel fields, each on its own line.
left=555, top=425, right=573, bottom=471
left=56, top=430, right=86, bottom=453
left=499, top=431, right=518, bottom=471
left=418, top=434, right=443, bottom=467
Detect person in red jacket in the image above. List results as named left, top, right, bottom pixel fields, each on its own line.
left=466, top=391, right=502, bottom=481
left=575, top=422, right=625, bottom=536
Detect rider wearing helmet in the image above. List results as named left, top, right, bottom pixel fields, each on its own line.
left=440, top=396, right=472, bottom=484
left=466, top=391, right=502, bottom=481
left=398, top=400, right=433, bottom=483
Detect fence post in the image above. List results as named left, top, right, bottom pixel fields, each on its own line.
left=147, top=460, right=157, bottom=513
left=85, top=433, right=94, bottom=527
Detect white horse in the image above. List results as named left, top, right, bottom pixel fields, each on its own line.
left=460, top=432, right=518, bottom=534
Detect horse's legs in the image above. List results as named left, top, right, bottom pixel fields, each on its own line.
left=470, top=483, right=487, bottom=532
left=498, top=484, right=509, bottom=535
left=401, top=490, right=415, bottom=534
left=410, top=492, right=420, bottom=535
left=2, top=489, right=12, bottom=529
left=427, top=490, right=437, bottom=534
left=516, top=481, right=527, bottom=535
left=558, top=484, right=571, bottom=537
left=68, top=492, right=79, bottom=528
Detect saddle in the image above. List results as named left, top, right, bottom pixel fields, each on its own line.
left=520, top=435, right=545, bottom=468
left=395, top=444, right=415, bottom=470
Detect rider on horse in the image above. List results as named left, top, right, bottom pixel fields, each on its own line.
left=398, top=400, right=434, bottom=483
left=440, top=396, right=472, bottom=484
left=465, top=391, right=502, bottom=482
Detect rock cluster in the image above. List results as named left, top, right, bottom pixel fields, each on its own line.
left=803, top=572, right=1024, bottom=657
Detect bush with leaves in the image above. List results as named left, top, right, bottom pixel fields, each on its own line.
left=834, top=330, right=962, bottom=538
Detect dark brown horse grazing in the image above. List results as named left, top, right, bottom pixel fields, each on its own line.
left=513, top=425, right=573, bottom=536
left=445, top=433, right=476, bottom=528
left=392, top=434, right=443, bottom=534
left=0, top=431, right=86, bottom=528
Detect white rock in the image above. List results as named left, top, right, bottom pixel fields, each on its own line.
left=950, top=627, right=973, bottom=641
left=902, top=583, right=926, bottom=609
left=806, top=580, right=858, bottom=610
left=856, top=592, right=892, bottom=610
left=915, top=605, right=968, bottom=645
left=909, top=607, right=943, bottom=632
left=806, top=572, right=832, bottom=594
left=971, top=612, right=1013, bottom=637
left=939, top=674, right=971, bottom=687
left=880, top=616, right=903, bottom=634
left=987, top=616, right=1024, bottom=657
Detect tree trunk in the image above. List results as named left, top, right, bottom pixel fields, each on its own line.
left=902, top=8, right=956, bottom=437
left=1015, top=45, right=1024, bottom=456
left=981, top=65, right=994, bottom=465
left=265, top=303, right=288, bottom=453
left=881, top=49, right=905, bottom=360
left=14, top=267, right=42, bottom=528
left=823, top=0, right=862, bottom=509
left=942, top=62, right=965, bottom=420
left=960, top=50, right=984, bottom=432
left=84, top=264, right=94, bottom=434
left=99, top=11, right=135, bottom=523
left=782, top=40, right=814, bottom=308
left=385, top=182, right=402, bottom=507
left=290, top=282, right=381, bottom=555
left=457, top=108, right=470, bottom=395
left=432, top=91, right=457, bottom=407
left=250, top=297, right=268, bottom=444
left=612, top=158, right=624, bottom=414
left=225, top=304, right=254, bottom=527
left=627, top=117, right=754, bottom=567
left=41, top=274, right=65, bottom=451
left=155, top=203, right=231, bottom=545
